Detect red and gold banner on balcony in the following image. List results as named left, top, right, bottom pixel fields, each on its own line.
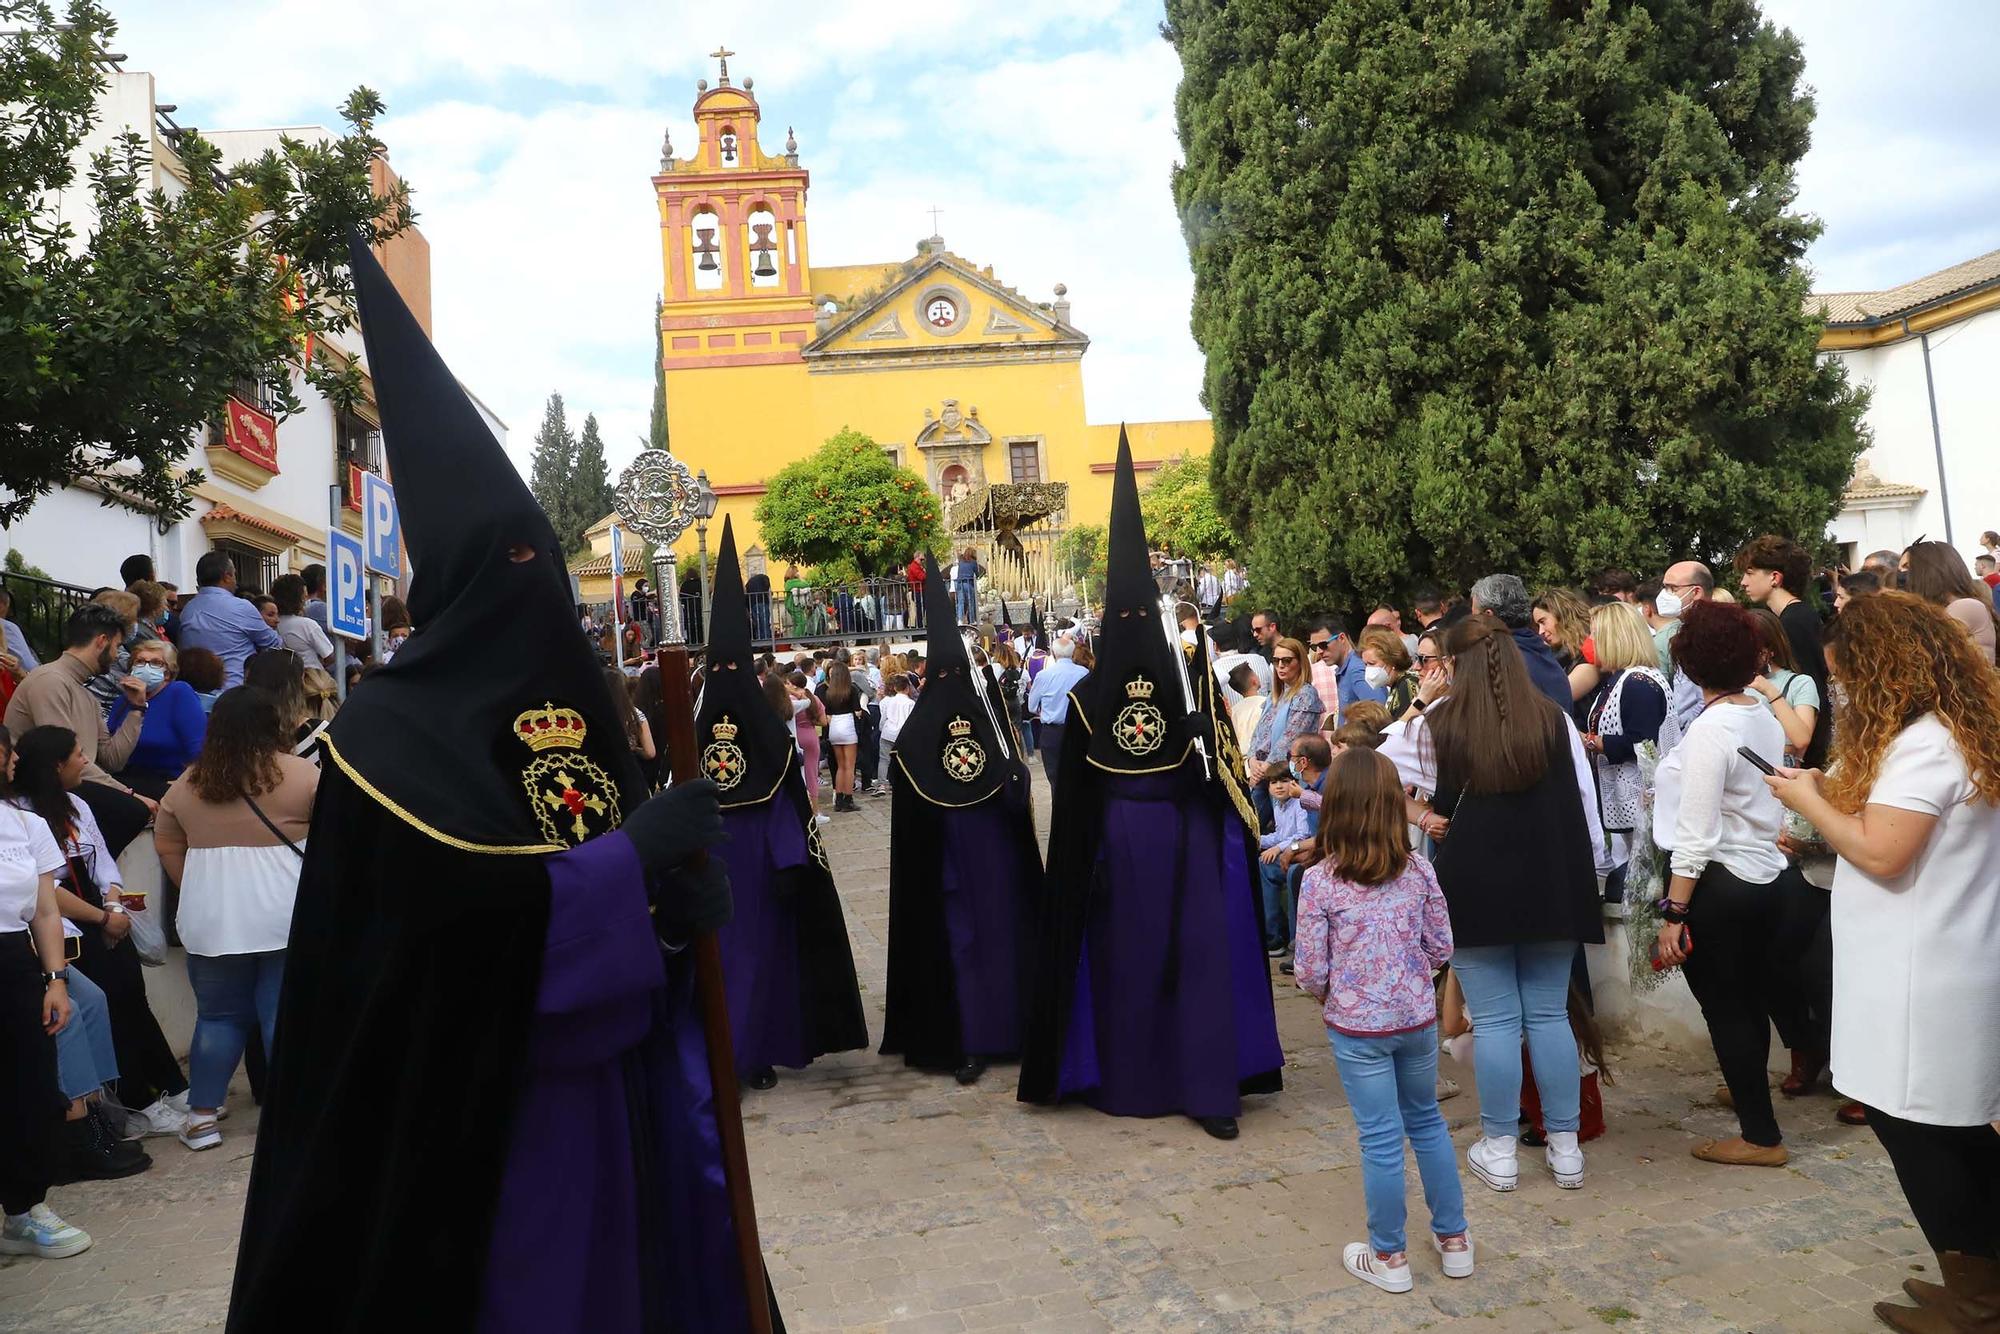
left=223, top=397, right=281, bottom=474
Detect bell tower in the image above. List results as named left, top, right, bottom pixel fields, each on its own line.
left=653, top=49, right=815, bottom=368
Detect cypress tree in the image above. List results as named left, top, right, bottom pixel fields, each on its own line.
left=571, top=413, right=616, bottom=553
left=528, top=391, right=576, bottom=547
left=1166, top=0, right=1865, bottom=618
left=648, top=296, right=670, bottom=453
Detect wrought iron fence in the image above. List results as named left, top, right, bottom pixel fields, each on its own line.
left=0, top=570, right=97, bottom=666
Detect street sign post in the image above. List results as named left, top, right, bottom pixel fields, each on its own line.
left=328, top=527, right=369, bottom=642
left=361, top=472, right=400, bottom=577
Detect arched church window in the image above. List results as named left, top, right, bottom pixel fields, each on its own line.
left=719, top=128, right=739, bottom=167
left=690, top=208, right=723, bottom=290
left=747, top=207, right=779, bottom=287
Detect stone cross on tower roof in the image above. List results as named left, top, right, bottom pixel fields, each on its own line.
left=710, top=46, right=736, bottom=85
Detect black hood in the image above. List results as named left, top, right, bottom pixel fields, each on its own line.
left=322, top=235, right=642, bottom=852
left=695, top=518, right=796, bottom=808
left=1027, top=602, right=1047, bottom=652
left=893, top=552, right=1021, bottom=805
left=1075, top=426, right=1198, bottom=776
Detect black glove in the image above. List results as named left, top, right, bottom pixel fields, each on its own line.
left=652, top=856, right=732, bottom=940
left=621, top=778, right=725, bottom=875
left=1184, top=710, right=1216, bottom=751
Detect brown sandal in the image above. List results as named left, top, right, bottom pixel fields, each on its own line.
left=1691, top=1137, right=1788, bottom=1167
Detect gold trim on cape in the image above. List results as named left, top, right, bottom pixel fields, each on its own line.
left=323, top=736, right=566, bottom=854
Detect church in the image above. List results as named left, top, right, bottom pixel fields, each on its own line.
left=650, top=51, right=1211, bottom=580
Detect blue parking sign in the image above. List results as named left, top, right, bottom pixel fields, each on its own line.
left=362, top=472, right=400, bottom=577
left=328, top=527, right=369, bottom=641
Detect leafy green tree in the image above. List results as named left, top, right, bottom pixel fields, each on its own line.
left=1055, top=523, right=1107, bottom=603
left=648, top=296, right=670, bottom=453
left=528, top=392, right=576, bottom=547
left=755, top=428, right=942, bottom=575
left=1, top=0, right=414, bottom=526
left=571, top=413, right=615, bottom=550
left=1140, top=455, right=1234, bottom=561
left=1166, top=0, right=1865, bottom=620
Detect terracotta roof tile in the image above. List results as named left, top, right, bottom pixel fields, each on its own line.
left=1813, top=248, right=2000, bottom=326
left=200, top=503, right=302, bottom=543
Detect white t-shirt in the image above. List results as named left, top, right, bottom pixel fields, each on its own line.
left=1652, top=699, right=1788, bottom=884
left=878, top=693, right=916, bottom=744
left=0, top=805, right=64, bottom=933
left=1831, top=715, right=2000, bottom=1124
left=277, top=613, right=334, bottom=663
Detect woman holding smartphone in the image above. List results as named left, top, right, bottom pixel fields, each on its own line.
left=1651, top=602, right=1824, bottom=1167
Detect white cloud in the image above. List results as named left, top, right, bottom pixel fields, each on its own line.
left=83, top=0, right=2000, bottom=490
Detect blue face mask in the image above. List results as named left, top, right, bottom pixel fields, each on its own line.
left=130, top=663, right=167, bottom=692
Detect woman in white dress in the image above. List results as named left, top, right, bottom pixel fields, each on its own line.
left=1766, top=591, right=2000, bottom=1326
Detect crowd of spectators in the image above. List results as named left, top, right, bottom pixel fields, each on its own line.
left=0, top=551, right=339, bottom=1260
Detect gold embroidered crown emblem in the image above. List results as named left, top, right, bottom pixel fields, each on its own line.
left=1125, top=676, right=1156, bottom=701
left=514, top=703, right=587, bottom=752
left=947, top=715, right=974, bottom=738
left=711, top=715, right=740, bottom=742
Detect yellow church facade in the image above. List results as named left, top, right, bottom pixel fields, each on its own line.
left=651, top=55, right=1211, bottom=572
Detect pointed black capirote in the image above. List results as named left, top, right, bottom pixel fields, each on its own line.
left=1076, top=425, right=1198, bottom=776
left=695, top=517, right=796, bottom=807
left=1027, top=601, right=1047, bottom=652
left=323, top=234, right=641, bottom=850
left=893, top=550, right=1015, bottom=805
left=921, top=552, right=966, bottom=670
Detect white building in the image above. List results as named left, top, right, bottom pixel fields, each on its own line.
left=1816, top=249, right=2000, bottom=566
left=1, top=65, right=505, bottom=596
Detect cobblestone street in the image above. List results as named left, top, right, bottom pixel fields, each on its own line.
left=0, top=779, right=1928, bottom=1332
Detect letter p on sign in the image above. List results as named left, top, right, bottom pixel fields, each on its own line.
left=362, top=472, right=400, bottom=577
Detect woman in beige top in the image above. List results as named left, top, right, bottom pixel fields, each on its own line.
left=1901, top=541, right=1999, bottom=663
left=154, top=687, right=317, bottom=1151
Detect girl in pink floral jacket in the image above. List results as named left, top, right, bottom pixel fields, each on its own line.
left=1293, top=748, right=1469, bottom=1296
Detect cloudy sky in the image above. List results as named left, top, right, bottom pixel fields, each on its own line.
left=105, top=0, right=2000, bottom=478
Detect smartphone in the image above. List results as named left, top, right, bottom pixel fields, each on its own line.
left=1650, top=925, right=1690, bottom=972
left=1736, top=745, right=1778, bottom=776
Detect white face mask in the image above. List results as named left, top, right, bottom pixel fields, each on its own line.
left=130, top=663, right=167, bottom=692
left=1363, top=664, right=1392, bottom=690
left=1180, top=628, right=1199, bottom=647
left=1654, top=589, right=1684, bottom=618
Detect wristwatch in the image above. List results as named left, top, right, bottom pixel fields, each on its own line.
left=105, top=901, right=128, bottom=917
left=1288, top=840, right=1302, bottom=854
left=1410, top=697, right=1426, bottom=712
left=42, top=967, right=70, bottom=985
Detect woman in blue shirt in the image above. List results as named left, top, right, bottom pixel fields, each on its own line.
left=106, top=640, right=206, bottom=799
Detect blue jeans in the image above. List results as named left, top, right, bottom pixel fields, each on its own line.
left=186, top=950, right=286, bottom=1110
left=955, top=584, right=977, bottom=625
left=53, top=965, right=118, bottom=1101
left=1328, top=1026, right=1467, bottom=1254
left=1257, top=857, right=1292, bottom=950
left=1451, top=941, right=1580, bottom=1140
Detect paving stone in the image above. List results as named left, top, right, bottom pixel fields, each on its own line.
left=0, top=768, right=1931, bottom=1331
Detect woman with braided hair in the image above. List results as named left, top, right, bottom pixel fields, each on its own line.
left=1377, top=612, right=1609, bottom=1195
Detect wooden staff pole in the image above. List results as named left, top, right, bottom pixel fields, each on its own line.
left=656, top=643, right=774, bottom=1334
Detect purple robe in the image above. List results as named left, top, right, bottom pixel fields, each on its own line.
left=478, top=832, right=749, bottom=1334
left=714, top=801, right=811, bottom=1074
left=1055, top=772, right=1283, bottom=1119
left=938, top=802, right=1031, bottom=1056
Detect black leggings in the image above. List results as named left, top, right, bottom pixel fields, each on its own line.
left=1678, top=862, right=1825, bottom=1147
left=0, top=945, right=64, bottom=1216
left=75, top=927, right=187, bottom=1109
left=1868, top=1107, right=2000, bottom=1258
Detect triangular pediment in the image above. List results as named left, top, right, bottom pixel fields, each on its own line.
left=804, top=251, right=1088, bottom=367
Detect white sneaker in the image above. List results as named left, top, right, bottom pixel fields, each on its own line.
left=1467, top=1135, right=1519, bottom=1193
left=814, top=813, right=832, bottom=827
left=0, top=1204, right=93, bottom=1259
left=1545, top=1130, right=1585, bottom=1189
left=1432, top=1233, right=1475, bottom=1279
left=179, top=1116, right=222, bottom=1152
left=126, top=1095, right=189, bottom=1139
left=1342, top=1241, right=1412, bottom=1294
